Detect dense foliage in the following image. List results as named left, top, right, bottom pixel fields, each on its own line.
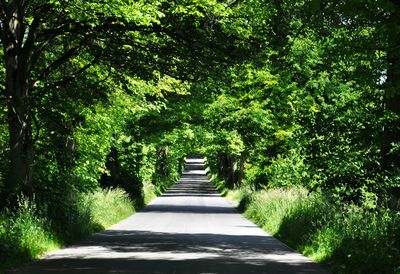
left=203, top=0, right=400, bottom=207
left=1, top=0, right=400, bottom=273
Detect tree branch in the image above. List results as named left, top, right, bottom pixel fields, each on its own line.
left=228, top=0, right=241, bottom=8
left=37, top=43, right=83, bottom=82
left=37, top=19, right=138, bottom=39
left=33, top=54, right=101, bottom=98
left=20, top=17, right=40, bottom=67
left=28, top=34, right=55, bottom=72
left=152, top=26, right=238, bottom=59
left=0, top=2, right=19, bottom=50
left=22, top=7, right=50, bottom=53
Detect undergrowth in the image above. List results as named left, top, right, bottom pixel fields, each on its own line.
left=236, top=187, right=400, bottom=274
left=0, top=188, right=135, bottom=272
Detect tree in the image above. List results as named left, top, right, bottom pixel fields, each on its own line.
left=0, top=0, right=244, bottom=201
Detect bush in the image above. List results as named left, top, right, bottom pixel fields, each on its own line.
left=264, top=149, right=308, bottom=188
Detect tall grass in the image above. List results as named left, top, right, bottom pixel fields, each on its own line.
left=238, top=187, right=400, bottom=274
left=0, top=188, right=135, bottom=272
left=83, top=188, right=135, bottom=228
left=0, top=199, right=60, bottom=271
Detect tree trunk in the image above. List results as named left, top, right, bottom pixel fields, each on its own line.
left=2, top=2, right=34, bottom=199
left=4, top=52, right=34, bottom=198
left=236, top=152, right=247, bottom=186
left=229, top=155, right=238, bottom=188
left=157, top=146, right=169, bottom=178
left=100, top=147, right=121, bottom=188
left=218, top=152, right=238, bottom=189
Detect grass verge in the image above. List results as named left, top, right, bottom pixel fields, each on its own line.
left=215, top=182, right=400, bottom=274
left=0, top=188, right=135, bottom=272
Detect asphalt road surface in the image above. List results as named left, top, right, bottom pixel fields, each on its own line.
left=9, top=158, right=329, bottom=274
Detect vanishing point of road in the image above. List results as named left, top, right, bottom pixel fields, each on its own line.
left=9, top=158, right=329, bottom=274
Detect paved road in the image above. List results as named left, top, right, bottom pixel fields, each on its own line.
left=9, top=158, right=329, bottom=274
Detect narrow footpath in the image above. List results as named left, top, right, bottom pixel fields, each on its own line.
left=9, top=158, right=329, bottom=274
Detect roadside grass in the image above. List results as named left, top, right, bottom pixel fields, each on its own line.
left=218, top=184, right=400, bottom=274
left=0, top=188, right=135, bottom=272
left=0, top=199, right=61, bottom=272
left=143, top=180, right=157, bottom=205
left=84, top=188, right=134, bottom=228
left=210, top=174, right=251, bottom=201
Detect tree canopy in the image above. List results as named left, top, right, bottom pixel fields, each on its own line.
left=0, top=0, right=399, bottom=228
left=1, top=0, right=400, bottom=272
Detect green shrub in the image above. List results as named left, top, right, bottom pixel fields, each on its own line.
left=264, top=149, right=308, bottom=188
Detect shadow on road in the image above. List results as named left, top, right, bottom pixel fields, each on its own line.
left=11, top=230, right=324, bottom=274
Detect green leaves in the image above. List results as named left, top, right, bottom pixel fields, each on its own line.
left=47, top=0, right=164, bottom=25
left=1, top=0, right=398, bottom=234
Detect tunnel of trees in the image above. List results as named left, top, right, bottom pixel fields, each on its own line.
left=0, top=0, right=400, bottom=273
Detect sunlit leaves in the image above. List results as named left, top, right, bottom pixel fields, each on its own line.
left=47, top=0, right=165, bottom=26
